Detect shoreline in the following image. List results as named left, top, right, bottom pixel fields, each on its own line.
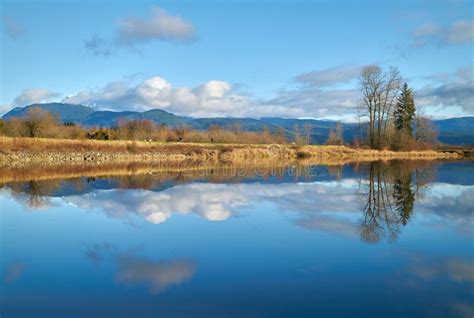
left=0, top=136, right=465, bottom=170
left=0, top=158, right=454, bottom=185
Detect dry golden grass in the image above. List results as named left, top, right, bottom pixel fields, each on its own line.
left=0, top=136, right=462, bottom=170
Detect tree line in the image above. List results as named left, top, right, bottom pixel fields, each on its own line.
left=0, top=107, right=298, bottom=145
left=0, top=65, right=438, bottom=149
left=358, top=64, right=438, bottom=150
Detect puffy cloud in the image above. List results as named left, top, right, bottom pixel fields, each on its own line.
left=12, top=88, right=61, bottom=108
left=117, top=6, right=195, bottom=45
left=412, top=20, right=474, bottom=47
left=63, top=76, right=253, bottom=117
left=115, top=255, right=196, bottom=294
left=1, top=16, right=25, bottom=40
left=7, top=64, right=472, bottom=119
left=63, top=66, right=363, bottom=119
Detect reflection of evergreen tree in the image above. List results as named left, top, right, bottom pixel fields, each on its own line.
left=393, top=175, right=415, bottom=226
left=358, top=161, right=420, bottom=243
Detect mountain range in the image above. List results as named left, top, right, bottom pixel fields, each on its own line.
left=3, top=103, right=473, bottom=145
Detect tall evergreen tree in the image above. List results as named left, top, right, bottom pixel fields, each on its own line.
left=394, top=83, right=416, bottom=136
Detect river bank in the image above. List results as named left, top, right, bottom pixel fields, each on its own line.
left=0, top=136, right=464, bottom=169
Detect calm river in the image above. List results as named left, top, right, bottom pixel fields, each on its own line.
left=1, top=160, right=473, bottom=317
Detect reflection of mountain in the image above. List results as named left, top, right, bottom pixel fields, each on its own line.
left=2, top=161, right=473, bottom=242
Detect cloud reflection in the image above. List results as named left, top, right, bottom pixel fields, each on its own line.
left=56, top=179, right=474, bottom=242
left=115, top=256, right=196, bottom=294
left=408, top=256, right=474, bottom=283
left=83, top=244, right=197, bottom=294
left=5, top=168, right=473, bottom=243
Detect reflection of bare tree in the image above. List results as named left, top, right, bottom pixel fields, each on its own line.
left=359, top=163, right=399, bottom=243
left=7, top=180, right=62, bottom=208
left=358, top=161, right=434, bottom=243
left=327, top=165, right=343, bottom=180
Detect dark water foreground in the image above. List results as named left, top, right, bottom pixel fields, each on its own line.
left=0, top=160, right=473, bottom=317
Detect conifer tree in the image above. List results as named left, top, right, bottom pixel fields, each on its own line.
left=394, top=83, right=416, bottom=136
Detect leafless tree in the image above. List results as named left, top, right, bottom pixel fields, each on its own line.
left=21, top=107, right=58, bottom=137
left=413, top=116, right=438, bottom=148
left=303, top=123, right=312, bottom=145
left=174, top=125, right=190, bottom=142
left=293, top=124, right=303, bottom=145
left=326, top=122, right=344, bottom=145
left=359, top=65, right=402, bottom=149
left=276, top=127, right=286, bottom=144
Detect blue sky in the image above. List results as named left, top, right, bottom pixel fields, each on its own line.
left=1, top=0, right=473, bottom=120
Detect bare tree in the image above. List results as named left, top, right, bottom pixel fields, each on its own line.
left=21, top=107, right=58, bottom=137
left=335, top=122, right=344, bottom=144
left=303, top=123, right=312, bottom=145
left=293, top=124, right=303, bottom=145
left=359, top=65, right=402, bottom=149
left=326, top=122, right=344, bottom=145
left=276, top=127, right=286, bottom=144
left=174, top=125, right=190, bottom=142
left=413, top=116, right=438, bottom=148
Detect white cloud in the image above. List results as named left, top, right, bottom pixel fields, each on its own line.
left=63, top=76, right=254, bottom=117
left=412, top=20, right=474, bottom=47
left=62, top=65, right=364, bottom=119
left=117, top=6, right=196, bottom=45
left=6, top=65, right=472, bottom=119
left=12, top=88, right=61, bottom=108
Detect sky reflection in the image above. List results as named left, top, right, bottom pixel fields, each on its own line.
left=1, top=161, right=473, bottom=317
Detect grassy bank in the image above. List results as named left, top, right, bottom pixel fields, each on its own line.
left=0, top=136, right=462, bottom=168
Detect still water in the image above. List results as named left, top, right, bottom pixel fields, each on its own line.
left=1, top=160, right=473, bottom=317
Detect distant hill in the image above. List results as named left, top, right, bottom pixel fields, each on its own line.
left=3, top=103, right=95, bottom=123
left=434, top=117, right=474, bottom=145
left=2, top=103, right=473, bottom=145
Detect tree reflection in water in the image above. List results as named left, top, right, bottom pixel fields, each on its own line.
left=2, top=160, right=439, bottom=243
left=357, top=160, right=435, bottom=243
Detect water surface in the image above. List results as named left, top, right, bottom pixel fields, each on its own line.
left=1, top=160, right=473, bottom=317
